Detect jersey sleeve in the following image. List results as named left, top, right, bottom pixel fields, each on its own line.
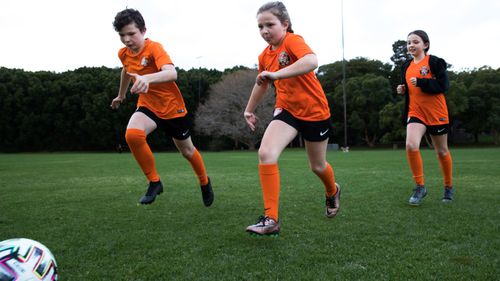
left=285, top=34, right=314, bottom=60
left=118, top=47, right=127, bottom=65
left=151, top=42, right=173, bottom=71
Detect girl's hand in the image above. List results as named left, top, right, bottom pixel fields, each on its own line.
left=409, top=77, right=417, bottom=86
left=256, top=71, right=278, bottom=86
left=396, top=84, right=406, bottom=95
left=128, top=72, right=149, bottom=93
left=244, top=111, right=258, bottom=131
left=111, top=96, right=125, bottom=109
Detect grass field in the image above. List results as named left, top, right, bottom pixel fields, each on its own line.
left=0, top=148, right=499, bottom=280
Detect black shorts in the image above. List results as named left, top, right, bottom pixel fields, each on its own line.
left=136, top=107, right=192, bottom=140
left=272, top=108, right=332, bottom=142
left=407, top=117, right=449, bottom=136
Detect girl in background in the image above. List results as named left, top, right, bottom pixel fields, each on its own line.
left=397, top=30, right=453, bottom=206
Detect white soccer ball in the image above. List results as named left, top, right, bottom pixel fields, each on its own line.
left=0, top=238, right=58, bottom=281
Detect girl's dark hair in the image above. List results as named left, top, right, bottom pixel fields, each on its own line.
left=257, top=1, right=294, bottom=33
left=408, top=30, right=430, bottom=53
left=113, top=8, right=146, bottom=32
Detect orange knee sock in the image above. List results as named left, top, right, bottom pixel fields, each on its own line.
left=438, top=152, right=453, bottom=187
left=407, top=150, right=424, bottom=185
left=125, top=129, right=160, bottom=182
left=187, top=148, right=208, bottom=186
left=259, top=163, right=280, bottom=221
left=315, top=162, right=338, bottom=197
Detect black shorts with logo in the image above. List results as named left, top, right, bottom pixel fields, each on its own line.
left=272, top=108, right=332, bottom=142
left=136, top=106, right=192, bottom=140
left=407, top=117, right=449, bottom=136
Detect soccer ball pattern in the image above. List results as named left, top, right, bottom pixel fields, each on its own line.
left=0, top=238, right=58, bottom=281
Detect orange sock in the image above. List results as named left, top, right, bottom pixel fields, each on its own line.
left=438, top=152, right=453, bottom=187
left=407, top=150, right=424, bottom=186
left=259, top=163, right=280, bottom=221
left=315, top=162, right=337, bottom=197
left=125, top=129, right=160, bottom=182
left=187, top=148, right=208, bottom=186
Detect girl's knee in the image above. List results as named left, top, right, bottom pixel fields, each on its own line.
left=436, top=148, right=449, bottom=157
left=258, top=147, right=278, bottom=163
left=310, top=163, right=327, bottom=174
left=405, top=142, right=419, bottom=151
left=180, top=146, right=195, bottom=159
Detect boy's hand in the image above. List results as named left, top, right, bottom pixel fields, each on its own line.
left=111, top=96, right=125, bottom=109
left=128, top=72, right=149, bottom=93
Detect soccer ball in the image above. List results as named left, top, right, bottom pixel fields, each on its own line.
left=0, top=238, right=58, bottom=281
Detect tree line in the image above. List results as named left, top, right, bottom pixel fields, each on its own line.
left=0, top=41, right=498, bottom=152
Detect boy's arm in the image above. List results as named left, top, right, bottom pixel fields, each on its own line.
left=111, top=68, right=131, bottom=109
left=118, top=68, right=131, bottom=98
left=128, top=64, right=177, bottom=94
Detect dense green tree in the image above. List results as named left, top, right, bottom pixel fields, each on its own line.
left=333, top=74, right=393, bottom=147
left=456, top=67, right=500, bottom=143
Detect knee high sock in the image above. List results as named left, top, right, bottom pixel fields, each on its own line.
left=187, top=148, right=209, bottom=186
left=407, top=150, right=424, bottom=186
left=437, top=152, right=453, bottom=187
left=259, top=164, right=280, bottom=222
left=314, top=162, right=338, bottom=197
left=125, top=129, right=160, bottom=182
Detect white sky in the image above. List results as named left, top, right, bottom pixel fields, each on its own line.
left=1, top=0, right=499, bottom=73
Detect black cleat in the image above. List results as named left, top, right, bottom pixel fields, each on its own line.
left=200, top=177, right=214, bottom=207
left=139, top=181, right=163, bottom=204
left=325, top=183, right=341, bottom=218
left=408, top=185, right=427, bottom=206
left=442, top=186, right=454, bottom=203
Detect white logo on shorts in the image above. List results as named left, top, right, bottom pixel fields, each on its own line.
left=320, top=129, right=330, bottom=136
left=273, top=108, right=283, bottom=117
left=182, top=130, right=190, bottom=136
left=437, top=128, right=445, bottom=133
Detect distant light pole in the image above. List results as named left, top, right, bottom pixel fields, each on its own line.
left=341, top=0, right=348, bottom=151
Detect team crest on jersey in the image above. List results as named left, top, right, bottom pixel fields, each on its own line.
left=278, top=51, right=290, bottom=67
left=141, top=56, right=149, bottom=67
left=420, top=66, right=430, bottom=76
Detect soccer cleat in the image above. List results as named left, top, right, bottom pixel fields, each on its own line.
left=139, top=181, right=163, bottom=204
left=246, top=216, right=280, bottom=237
left=200, top=177, right=214, bottom=207
left=408, top=185, right=427, bottom=206
left=442, top=186, right=454, bottom=203
left=325, top=183, right=341, bottom=218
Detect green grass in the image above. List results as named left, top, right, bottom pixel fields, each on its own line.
left=0, top=148, right=499, bottom=280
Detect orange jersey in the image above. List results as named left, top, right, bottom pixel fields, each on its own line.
left=258, top=33, right=330, bottom=121
left=119, top=39, right=187, bottom=119
left=406, top=55, right=448, bottom=125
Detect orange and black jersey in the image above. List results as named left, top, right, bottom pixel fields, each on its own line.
left=119, top=38, right=187, bottom=120
left=400, top=54, right=450, bottom=125
left=258, top=32, right=330, bottom=121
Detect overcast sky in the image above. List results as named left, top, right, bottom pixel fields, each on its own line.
left=2, top=0, right=499, bottom=73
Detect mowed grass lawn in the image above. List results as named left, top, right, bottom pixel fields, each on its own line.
left=0, top=148, right=498, bottom=280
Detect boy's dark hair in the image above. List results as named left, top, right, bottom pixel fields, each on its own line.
left=113, top=8, right=146, bottom=32
left=408, top=30, right=430, bottom=53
